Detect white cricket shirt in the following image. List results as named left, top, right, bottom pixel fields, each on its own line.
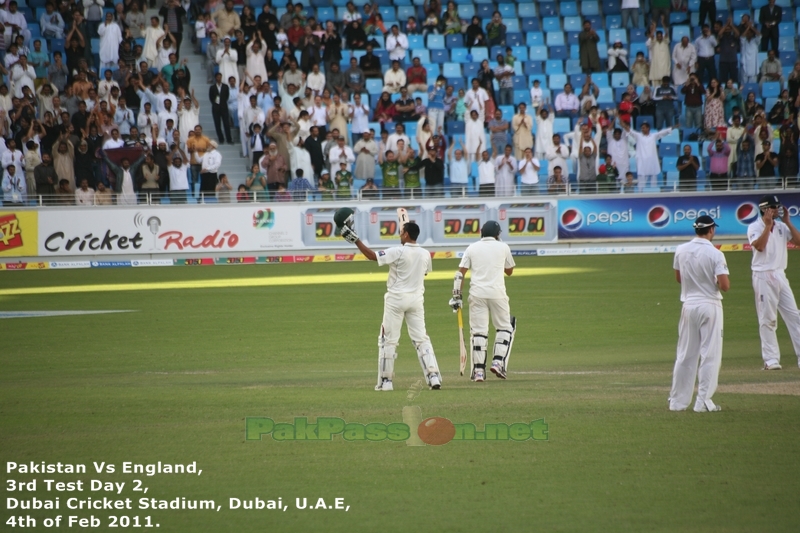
left=377, top=243, right=432, bottom=295
left=673, top=237, right=728, bottom=303
left=459, top=238, right=515, bottom=299
left=748, top=218, right=791, bottom=272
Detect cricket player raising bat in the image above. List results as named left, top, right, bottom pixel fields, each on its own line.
left=335, top=208, right=443, bottom=391
left=450, top=221, right=516, bottom=381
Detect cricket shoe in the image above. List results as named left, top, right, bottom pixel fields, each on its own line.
left=472, top=369, right=485, bottom=382
left=429, top=374, right=441, bottom=390
left=764, top=363, right=782, bottom=370
left=375, top=379, right=393, bottom=391
left=693, top=401, right=722, bottom=413
left=490, top=360, right=507, bottom=379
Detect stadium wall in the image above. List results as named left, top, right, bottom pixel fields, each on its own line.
left=1, top=192, right=798, bottom=261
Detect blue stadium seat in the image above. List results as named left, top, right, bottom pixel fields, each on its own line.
left=570, top=73, right=586, bottom=87
left=546, top=60, right=565, bottom=74
left=317, top=7, right=335, bottom=20
left=542, top=17, right=561, bottom=33
left=470, top=48, right=488, bottom=62
left=586, top=15, right=603, bottom=29
left=448, top=77, right=466, bottom=92
left=397, top=5, right=415, bottom=20
left=527, top=32, right=544, bottom=45
left=499, top=105, right=515, bottom=121
left=511, top=46, right=528, bottom=61
left=659, top=143, right=678, bottom=157
left=443, top=62, right=461, bottom=77
left=565, top=60, right=582, bottom=75
left=606, top=15, right=623, bottom=29
left=457, top=4, right=475, bottom=19
left=366, top=79, right=383, bottom=95
left=553, top=118, right=571, bottom=133
left=512, top=75, right=527, bottom=90
left=427, top=34, right=444, bottom=49
left=611, top=72, right=630, bottom=88
left=530, top=45, right=548, bottom=59
left=549, top=45, right=568, bottom=59
left=603, top=0, right=621, bottom=15
left=505, top=20, right=520, bottom=32
left=778, top=37, right=794, bottom=51
left=518, top=4, right=537, bottom=18
left=730, top=0, right=749, bottom=9
left=560, top=2, right=578, bottom=16
left=545, top=31, right=567, bottom=46
left=564, top=17, right=582, bottom=33
left=608, top=29, right=627, bottom=43
left=414, top=50, right=430, bottom=64
left=446, top=121, right=465, bottom=136
left=451, top=48, right=468, bottom=63
left=523, top=61, right=543, bottom=74
left=582, top=1, right=600, bottom=16
left=672, top=25, right=691, bottom=42
left=408, top=34, right=424, bottom=49
left=506, top=33, right=523, bottom=47
left=378, top=6, right=396, bottom=21
left=779, top=51, right=795, bottom=67
left=498, top=4, right=516, bottom=18
left=762, top=82, right=781, bottom=98
left=539, top=2, right=557, bottom=17
left=463, top=62, right=480, bottom=78
left=513, top=89, right=530, bottom=103
left=592, top=74, right=610, bottom=87
left=631, top=28, right=647, bottom=42
left=521, top=18, right=540, bottom=32
left=431, top=49, right=449, bottom=63
left=476, top=4, right=493, bottom=19
left=549, top=73, right=568, bottom=88
left=445, top=34, right=463, bottom=49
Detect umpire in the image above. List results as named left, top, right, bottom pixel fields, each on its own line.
left=669, top=215, right=730, bottom=413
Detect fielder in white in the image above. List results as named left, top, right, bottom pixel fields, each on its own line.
left=670, top=215, right=730, bottom=412
left=339, top=215, right=443, bottom=391
left=450, top=221, right=516, bottom=381
left=747, top=195, right=800, bottom=370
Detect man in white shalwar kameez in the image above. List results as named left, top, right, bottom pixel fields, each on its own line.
left=622, top=120, right=673, bottom=191
left=534, top=105, right=554, bottom=161
left=465, top=110, right=486, bottom=164
left=216, top=38, right=239, bottom=85
left=1, top=2, right=31, bottom=47
left=98, top=13, right=123, bottom=68
left=606, top=127, right=632, bottom=186
left=143, top=17, right=164, bottom=67
left=671, top=37, right=696, bottom=86
left=740, top=30, right=761, bottom=84
left=646, top=28, right=671, bottom=84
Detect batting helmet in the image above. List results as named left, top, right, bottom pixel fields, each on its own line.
left=758, top=195, right=781, bottom=212
left=334, top=207, right=355, bottom=229
left=481, top=220, right=501, bottom=238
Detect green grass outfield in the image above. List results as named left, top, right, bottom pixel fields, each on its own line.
left=1, top=253, right=799, bottom=532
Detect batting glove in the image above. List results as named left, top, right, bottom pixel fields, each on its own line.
left=341, top=226, right=359, bottom=244
left=448, top=294, right=462, bottom=312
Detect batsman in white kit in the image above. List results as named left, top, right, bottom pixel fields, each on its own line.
left=450, top=221, right=516, bottom=382
left=747, top=195, right=800, bottom=370
left=669, top=215, right=730, bottom=413
left=335, top=208, right=443, bottom=391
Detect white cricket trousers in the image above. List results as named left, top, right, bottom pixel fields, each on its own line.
left=468, top=295, right=512, bottom=335
left=382, top=292, right=432, bottom=352
left=669, top=301, right=723, bottom=412
left=752, top=270, right=800, bottom=367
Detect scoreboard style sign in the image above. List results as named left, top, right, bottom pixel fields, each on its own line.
left=365, top=205, right=428, bottom=244
left=497, top=202, right=558, bottom=243
left=431, top=204, right=489, bottom=244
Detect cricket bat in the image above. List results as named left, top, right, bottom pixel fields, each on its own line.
left=396, top=208, right=409, bottom=232
left=458, top=308, right=468, bottom=376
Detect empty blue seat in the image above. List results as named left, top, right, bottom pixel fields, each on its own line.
left=606, top=15, right=623, bottom=29
left=779, top=51, right=795, bottom=66
left=553, top=117, right=571, bottom=133
left=611, top=72, right=630, bottom=88
left=603, top=0, right=621, bottom=15
left=542, top=17, right=561, bottom=33
left=608, top=29, right=627, bottom=43
left=547, top=32, right=566, bottom=47
left=427, top=34, right=444, bottom=49
left=778, top=37, right=795, bottom=51
left=463, top=62, right=480, bottom=78
left=659, top=143, right=679, bottom=157
left=582, top=1, right=600, bottom=16
left=506, top=33, right=523, bottom=47
left=408, top=35, right=424, bottom=49
left=522, top=18, right=540, bottom=32
left=451, top=48, right=468, bottom=63
left=570, top=73, right=586, bottom=87
left=378, top=6, right=396, bottom=21
left=457, top=4, right=475, bottom=19
left=445, top=34, right=463, bottom=49
left=518, top=4, right=536, bottom=18
left=397, top=5, right=415, bottom=19
left=511, top=46, right=528, bottom=61
left=317, top=7, right=335, bottom=20
left=443, top=62, right=461, bottom=77
left=631, top=28, right=647, bottom=42
left=470, top=48, right=489, bottom=62
left=564, top=17, right=582, bottom=32
left=476, top=4, right=493, bottom=19
left=527, top=32, right=544, bottom=45
left=366, top=79, right=383, bottom=94
left=539, top=2, right=557, bottom=17
left=546, top=60, right=565, bottom=74
left=560, top=2, right=578, bottom=16
left=431, top=49, right=449, bottom=63
left=512, top=75, right=527, bottom=90
left=446, top=121, right=465, bottom=136
left=523, top=61, right=543, bottom=74
left=549, top=73, right=568, bottom=87
left=762, top=82, right=781, bottom=98
left=498, top=3, right=516, bottom=18
left=550, top=45, right=569, bottom=59
left=567, top=32, right=580, bottom=46
left=565, top=60, right=582, bottom=75
left=448, top=77, right=466, bottom=92
left=672, top=25, right=691, bottom=42
left=513, top=89, right=530, bottom=103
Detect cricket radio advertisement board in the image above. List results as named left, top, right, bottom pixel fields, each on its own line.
left=558, top=192, right=800, bottom=239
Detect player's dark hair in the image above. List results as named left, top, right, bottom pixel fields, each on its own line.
left=404, top=222, right=421, bottom=241
left=695, top=226, right=713, bottom=236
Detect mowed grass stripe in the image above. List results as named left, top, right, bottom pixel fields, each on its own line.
left=0, top=267, right=595, bottom=296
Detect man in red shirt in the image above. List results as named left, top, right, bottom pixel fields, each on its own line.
left=406, top=56, right=427, bottom=93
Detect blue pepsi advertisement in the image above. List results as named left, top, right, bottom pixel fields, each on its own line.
left=557, top=193, right=800, bottom=239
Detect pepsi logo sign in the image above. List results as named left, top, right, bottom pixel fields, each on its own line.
left=736, top=202, right=759, bottom=226
left=647, top=206, right=671, bottom=229
left=560, top=209, right=584, bottom=231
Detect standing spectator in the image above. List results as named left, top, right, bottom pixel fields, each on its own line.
left=620, top=120, right=674, bottom=191
left=676, top=144, right=700, bottom=191
left=213, top=0, right=242, bottom=39
left=717, top=18, right=740, bottom=84
left=518, top=147, right=540, bottom=195
left=779, top=129, right=799, bottom=185
left=694, top=25, right=718, bottom=84
left=40, top=3, right=65, bottom=39
left=143, top=17, right=165, bottom=66
left=160, top=0, right=185, bottom=57
left=734, top=135, right=755, bottom=189
left=427, top=77, right=446, bottom=135
left=353, top=131, right=377, bottom=182
left=344, top=20, right=368, bottom=50
left=759, top=0, right=781, bottom=52
left=698, top=0, right=715, bottom=26
left=34, top=152, right=57, bottom=201
left=494, top=144, right=517, bottom=197
left=621, top=0, right=640, bottom=29
left=606, top=127, right=630, bottom=180
left=206, top=32, right=221, bottom=83
left=345, top=58, right=365, bottom=96
left=476, top=150, right=495, bottom=196
left=47, top=52, right=69, bottom=93
left=707, top=135, right=731, bottom=190
left=681, top=74, right=704, bottom=129
left=740, top=22, right=761, bottom=83
left=653, top=76, right=678, bottom=130
left=485, top=11, right=506, bottom=47
left=650, top=0, right=671, bottom=28
left=298, top=26, right=320, bottom=72
left=464, top=78, right=489, bottom=123
left=52, top=137, right=75, bottom=189
left=200, top=140, right=222, bottom=193
left=260, top=142, right=288, bottom=196
left=216, top=37, right=239, bottom=85
left=209, top=73, right=233, bottom=144
left=577, top=142, right=598, bottom=193
left=2, top=165, right=25, bottom=205
left=704, top=78, right=725, bottom=131
left=11, top=56, right=35, bottom=99
left=465, top=110, right=486, bottom=163
left=672, top=36, right=696, bottom=86
left=406, top=57, right=428, bottom=94
left=126, top=3, right=146, bottom=39
left=494, top=55, right=514, bottom=106
left=215, top=174, right=233, bottom=202
left=755, top=141, right=779, bottom=188
left=512, top=103, right=534, bottom=160
left=759, top=50, right=785, bottom=90
left=579, top=20, right=601, bottom=74
left=545, top=134, right=570, bottom=179
left=646, top=25, right=671, bottom=84
left=488, top=109, right=508, bottom=155
left=104, top=152, right=145, bottom=205
left=386, top=25, right=409, bottom=64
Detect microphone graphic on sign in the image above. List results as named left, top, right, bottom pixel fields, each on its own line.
left=147, top=216, right=161, bottom=250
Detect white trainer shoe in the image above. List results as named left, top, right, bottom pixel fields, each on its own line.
left=429, top=374, right=441, bottom=390
left=490, top=360, right=507, bottom=379
left=472, top=369, right=485, bottom=382
left=764, top=363, right=782, bottom=370
left=694, top=402, right=722, bottom=413
left=375, top=379, right=393, bottom=391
